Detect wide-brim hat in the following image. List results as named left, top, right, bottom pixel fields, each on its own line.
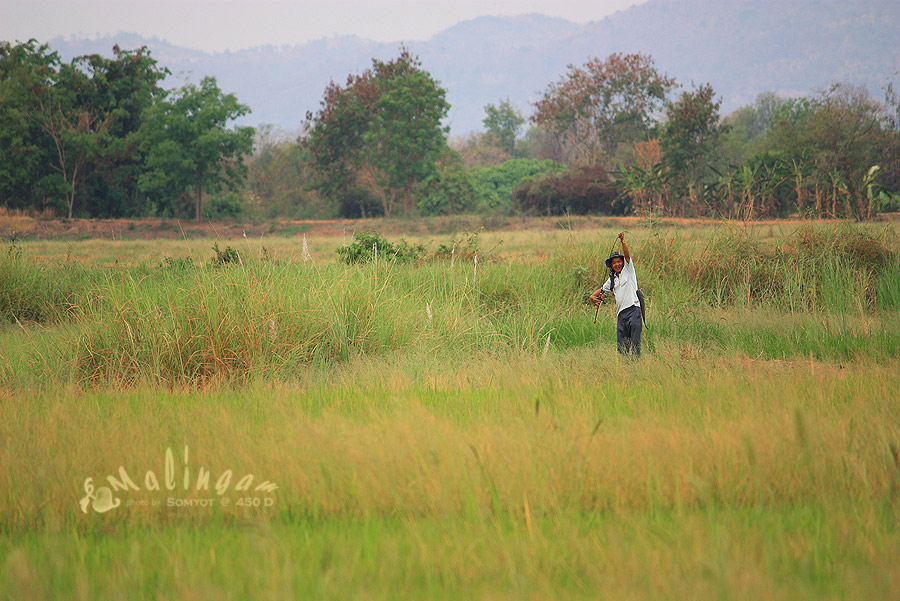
left=605, top=250, right=625, bottom=268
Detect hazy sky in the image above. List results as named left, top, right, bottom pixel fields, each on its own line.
left=1, top=0, right=648, bottom=52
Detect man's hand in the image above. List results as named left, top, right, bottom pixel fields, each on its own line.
left=620, top=232, right=630, bottom=263
left=590, top=290, right=604, bottom=306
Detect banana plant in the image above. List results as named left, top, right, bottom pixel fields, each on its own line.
left=862, top=165, right=882, bottom=220
left=787, top=158, right=810, bottom=215
left=613, top=161, right=671, bottom=215
left=735, top=163, right=762, bottom=221
left=828, top=170, right=849, bottom=218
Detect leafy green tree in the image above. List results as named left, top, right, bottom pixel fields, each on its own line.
left=417, top=150, right=474, bottom=216
left=29, top=52, right=113, bottom=218
left=1, top=41, right=167, bottom=217
left=660, top=83, right=728, bottom=211
left=303, top=72, right=372, bottom=212
left=364, top=52, right=451, bottom=215
left=0, top=40, right=61, bottom=211
left=532, top=53, right=676, bottom=167
left=482, top=98, right=525, bottom=155
left=721, top=92, right=788, bottom=163
left=306, top=48, right=450, bottom=217
left=138, top=77, right=254, bottom=221
left=77, top=46, right=169, bottom=217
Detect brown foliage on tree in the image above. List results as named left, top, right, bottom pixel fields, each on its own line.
left=532, top=53, right=675, bottom=168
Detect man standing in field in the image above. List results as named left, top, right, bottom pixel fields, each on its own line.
left=590, top=232, right=642, bottom=356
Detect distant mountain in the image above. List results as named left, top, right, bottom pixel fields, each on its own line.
left=45, top=0, right=900, bottom=135
left=564, top=0, right=900, bottom=110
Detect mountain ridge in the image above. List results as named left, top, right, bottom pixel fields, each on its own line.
left=42, top=0, right=900, bottom=135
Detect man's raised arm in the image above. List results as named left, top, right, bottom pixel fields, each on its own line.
left=619, top=232, right=630, bottom=263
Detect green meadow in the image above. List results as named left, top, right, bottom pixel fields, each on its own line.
left=2, top=219, right=900, bottom=600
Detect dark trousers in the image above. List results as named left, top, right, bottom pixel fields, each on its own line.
left=616, top=305, right=642, bottom=356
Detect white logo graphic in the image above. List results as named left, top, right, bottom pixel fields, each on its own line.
left=79, top=446, right=278, bottom=514
left=79, top=479, right=121, bottom=513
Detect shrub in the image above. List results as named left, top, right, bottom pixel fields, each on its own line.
left=513, top=166, right=622, bottom=215
left=336, top=231, right=425, bottom=265
left=203, top=192, right=244, bottom=220
left=469, top=159, right=565, bottom=213
left=418, top=157, right=475, bottom=216
left=211, top=243, right=242, bottom=266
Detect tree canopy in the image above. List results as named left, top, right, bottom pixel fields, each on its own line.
left=0, top=41, right=257, bottom=220
left=660, top=83, right=728, bottom=209
left=2, top=39, right=899, bottom=222
left=137, top=76, right=254, bottom=221
left=532, top=53, right=676, bottom=167
left=305, top=48, right=450, bottom=217
left=482, top=99, right=525, bottom=155
left=0, top=41, right=169, bottom=217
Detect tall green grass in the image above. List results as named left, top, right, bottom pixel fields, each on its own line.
left=2, top=223, right=899, bottom=389
left=0, top=244, right=102, bottom=324
left=632, top=223, right=898, bottom=312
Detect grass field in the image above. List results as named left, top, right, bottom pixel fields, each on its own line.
left=2, top=218, right=899, bottom=600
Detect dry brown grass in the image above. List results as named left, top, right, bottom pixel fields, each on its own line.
left=2, top=351, right=898, bottom=532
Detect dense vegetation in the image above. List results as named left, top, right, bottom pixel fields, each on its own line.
left=2, top=41, right=899, bottom=222
left=0, top=40, right=252, bottom=221
left=2, top=222, right=898, bottom=388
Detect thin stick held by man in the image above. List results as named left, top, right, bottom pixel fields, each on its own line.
left=590, top=232, right=642, bottom=357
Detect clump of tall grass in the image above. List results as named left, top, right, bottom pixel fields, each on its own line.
left=635, top=223, right=897, bottom=312
left=793, top=223, right=894, bottom=270
left=0, top=242, right=93, bottom=324
left=65, top=260, right=439, bottom=387
left=686, top=225, right=773, bottom=306
left=19, top=252, right=602, bottom=388
left=876, top=258, right=900, bottom=310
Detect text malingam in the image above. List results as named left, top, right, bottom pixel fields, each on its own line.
left=86, top=445, right=278, bottom=498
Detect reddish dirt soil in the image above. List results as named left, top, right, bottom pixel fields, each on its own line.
left=1, top=212, right=896, bottom=241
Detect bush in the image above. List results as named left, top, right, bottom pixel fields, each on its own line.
left=338, top=187, right=384, bottom=219
left=513, top=167, right=622, bottom=215
left=418, top=157, right=475, bottom=216
left=203, top=192, right=244, bottom=220
left=469, top=159, right=565, bottom=213
left=211, top=243, right=242, bottom=267
left=336, top=231, right=425, bottom=265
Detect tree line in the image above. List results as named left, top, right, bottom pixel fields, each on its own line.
left=0, top=40, right=252, bottom=220
left=2, top=40, right=899, bottom=221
